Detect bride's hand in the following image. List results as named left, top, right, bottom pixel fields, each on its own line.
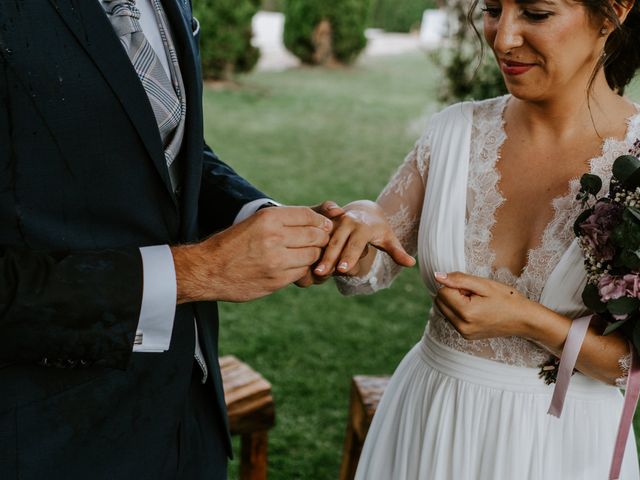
left=313, top=200, right=415, bottom=278
left=434, top=272, right=536, bottom=340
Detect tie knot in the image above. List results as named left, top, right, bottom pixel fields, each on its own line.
left=105, top=0, right=141, bottom=22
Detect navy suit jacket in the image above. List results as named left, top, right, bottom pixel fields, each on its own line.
left=0, top=1, right=266, bottom=478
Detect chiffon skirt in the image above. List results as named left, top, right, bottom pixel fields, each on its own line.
left=355, top=334, right=640, bottom=480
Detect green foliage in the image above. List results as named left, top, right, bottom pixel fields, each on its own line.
left=283, top=0, right=371, bottom=65
left=433, top=0, right=507, bottom=103
left=193, top=0, right=261, bottom=80
left=369, top=0, right=437, bottom=32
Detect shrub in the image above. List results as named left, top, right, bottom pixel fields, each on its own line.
left=369, top=0, right=438, bottom=33
left=283, top=0, right=371, bottom=66
left=193, top=0, right=261, bottom=80
left=433, top=0, right=507, bottom=103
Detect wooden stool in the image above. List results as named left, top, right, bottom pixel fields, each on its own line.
left=219, top=356, right=276, bottom=480
left=339, top=375, right=390, bottom=480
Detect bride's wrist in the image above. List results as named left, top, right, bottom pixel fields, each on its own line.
left=518, top=302, right=570, bottom=352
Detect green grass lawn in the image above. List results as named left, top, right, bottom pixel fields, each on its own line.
left=204, top=54, right=640, bottom=480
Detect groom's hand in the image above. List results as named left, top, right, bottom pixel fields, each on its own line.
left=171, top=206, right=333, bottom=303
left=294, top=200, right=345, bottom=288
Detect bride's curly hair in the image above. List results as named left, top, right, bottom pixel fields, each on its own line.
left=468, top=0, right=640, bottom=94
left=590, top=0, right=640, bottom=94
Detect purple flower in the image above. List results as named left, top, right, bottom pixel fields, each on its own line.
left=579, top=201, right=623, bottom=261
left=598, top=274, right=628, bottom=301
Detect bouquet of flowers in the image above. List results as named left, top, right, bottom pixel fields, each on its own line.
left=575, top=152, right=640, bottom=351
left=548, top=148, right=640, bottom=480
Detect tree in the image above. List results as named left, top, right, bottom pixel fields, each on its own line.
left=433, top=0, right=507, bottom=103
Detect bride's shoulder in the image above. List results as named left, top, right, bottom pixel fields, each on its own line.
left=430, top=95, right=509, bottom=129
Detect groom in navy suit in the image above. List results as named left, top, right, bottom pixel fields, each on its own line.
left=0, top=1, right=338, bottom=479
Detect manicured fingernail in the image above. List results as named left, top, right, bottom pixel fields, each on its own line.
left=315, top=264, right=326, bottom=274
left=434, top=272, right=448, bottom=280
left=323, top=219, right=333, bottom=231
left=339, top=262, right=349, bottom=271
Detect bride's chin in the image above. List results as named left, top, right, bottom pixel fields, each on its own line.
left=503, top=84, right=546, bottom=103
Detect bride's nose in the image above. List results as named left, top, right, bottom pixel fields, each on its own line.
left=492, top=13, right=525, bottom=55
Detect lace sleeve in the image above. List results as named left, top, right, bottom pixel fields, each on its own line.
left=336, top=128, right=431, bottom=295
left=615, top=350, right=633, bottom=388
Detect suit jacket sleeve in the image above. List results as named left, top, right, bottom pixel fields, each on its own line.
left=0, top=58, right=141, bottom=370
left=197, top=143, right=270, bottom=235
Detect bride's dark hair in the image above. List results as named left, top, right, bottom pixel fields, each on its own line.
left=468, top=0, right=640, bottom=94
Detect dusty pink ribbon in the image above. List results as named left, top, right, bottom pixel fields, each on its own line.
left=547, top=315, right=592, bottom=418
left=609, top=345, right=640, bottom=480
left=548, top=315, right=640, bottom=480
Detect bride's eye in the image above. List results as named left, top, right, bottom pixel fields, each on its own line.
left=522, top=9, right=553, bottom=21
left=481, top=5, right=502, bottom=18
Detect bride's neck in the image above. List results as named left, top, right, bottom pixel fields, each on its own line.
left=508, top=73, right=631, bottom=141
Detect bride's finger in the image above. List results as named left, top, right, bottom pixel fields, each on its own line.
left=434, top=296, right=464, bottom=330
left=314, top=223, right=354, bottom=276
left=434, top=271, right=490, bottom=297
left=336, top=231, right=374, bottom=273
left=372, top=233, right=415, bottom=268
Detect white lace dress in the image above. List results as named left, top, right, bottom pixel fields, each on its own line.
left=339, top=96, right=640, bottom=480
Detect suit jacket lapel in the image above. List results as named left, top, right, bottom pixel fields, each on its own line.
left=47, top=0, right=177, bottom=203
left=161, top=0, right=206, bottom=239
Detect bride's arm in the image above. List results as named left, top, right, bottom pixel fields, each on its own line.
left=434, top=272, right=630, bottom=386
left=314, top=130, right=432, bottom=295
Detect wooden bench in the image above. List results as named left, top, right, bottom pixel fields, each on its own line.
left=220, top=356, right=276, bottom=480
left=339, top=375, right=390, bottom=480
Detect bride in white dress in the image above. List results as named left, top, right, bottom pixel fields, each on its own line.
left=312, top=0, right=640, bottom=478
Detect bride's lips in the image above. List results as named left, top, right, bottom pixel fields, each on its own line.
left=500, top=59, right=536, bottom=76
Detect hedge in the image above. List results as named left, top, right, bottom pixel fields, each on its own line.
left=283, top=0, right=371, bottom=66
left=369, top=0, right=438, bottom=33
left=193, top=0, right=261, bottom=80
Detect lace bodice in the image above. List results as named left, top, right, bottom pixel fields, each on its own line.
left=338, top=95, right=640, bottom=374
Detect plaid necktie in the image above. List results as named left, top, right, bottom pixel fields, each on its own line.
left=104, top=0, right=182, bottom=150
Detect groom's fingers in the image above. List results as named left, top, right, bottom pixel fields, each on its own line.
left=282, top=226, right=331, bottom=248
left=311, top=200, right=344, bottom=219
left=272, top=206, right=334, bottom=231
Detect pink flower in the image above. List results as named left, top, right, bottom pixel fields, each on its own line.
left=623, top=273, right=640, bottom=298
left=580, top=202, right=623, bottom=261
left=598, top=274, right=628, bottom=301
left=598, top=273, right=640, bottom=302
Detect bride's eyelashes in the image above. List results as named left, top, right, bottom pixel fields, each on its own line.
left=481, top=5, right=502, bottom=18
left=481, top=4, right=554, bottom=22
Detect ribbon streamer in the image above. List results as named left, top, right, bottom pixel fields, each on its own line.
left=609, top=346, right=640, bottom=480
left=547, top=315, right=640, bottom=480
left=547, top=315, right=592, bottom=417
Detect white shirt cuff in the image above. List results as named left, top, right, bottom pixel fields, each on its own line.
left=134, top=245, right=177, bottom=353
left=233, top=198, right=280, bottom=225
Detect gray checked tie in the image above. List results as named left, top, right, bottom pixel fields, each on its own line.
left=104, top=0, right=182, bottom=150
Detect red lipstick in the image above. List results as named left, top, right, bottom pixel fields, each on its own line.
left=500, top=60, right=535, bottom=76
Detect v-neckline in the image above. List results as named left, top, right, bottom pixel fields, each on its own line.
left=467, top=96, right=640, bottom=296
